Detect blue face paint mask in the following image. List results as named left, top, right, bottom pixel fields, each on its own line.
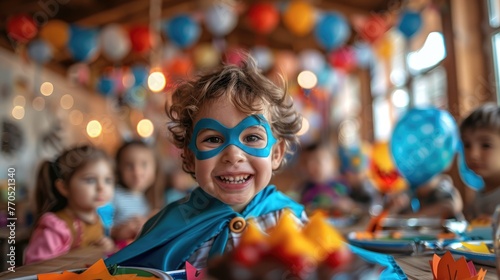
left=188, top=114, right=277, bottom=160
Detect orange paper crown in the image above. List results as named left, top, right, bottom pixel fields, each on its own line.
left=429, top=251, right=487, bottom=280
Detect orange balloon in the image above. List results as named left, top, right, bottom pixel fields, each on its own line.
left=39, top=20, right=69, bottom=50
left=283, top=0, right=315, bottom=36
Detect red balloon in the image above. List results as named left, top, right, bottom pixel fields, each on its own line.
left=7, top=14, right=38, bottom=43
left=129, top=25, right=155, bottom=54
left=246, top=3, right=279, bottom=34
left=328, top=47, right=357, bottom=72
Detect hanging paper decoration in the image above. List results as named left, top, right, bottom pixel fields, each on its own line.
left=193, top=43, right=220, bottom=69
left=67, top=25, right=100, bottom=62
left=272, top=50, right=300, bottom=78
left=299, top=49, right=326, bottom=74
left=250, top=46, right=274, bottom=72
left=100, top=24, right=131, bottom=62
left=353, top=14, right=390, bottom=44
left=6, top=14, right=38, bottom=43
left=367, top=142, right=407, bottom=194
left=166, top=55, right=193, bottom=77
left=353, top=42, right=375, bottom=69
left=397, top=10, right=423, bottom=39
left=96, top=75, right=116, bottom=97
left=129, top=25, right=155, bottom=54
left=204, top=2, right=238, bottom=37
left=225, top=47, right=246, bottom=66
left=131, top=64, right=150, bottom=86
left=374, top=34, right=394, bottom=60
left=314, top=12, right=351, bottom=51
left=27, top=39, right=53, bottom=64
left=246, top=3, right=279, bottom=35
left=283, top=0, right=315, bottom=36
left=39, top=20, right=69, bottom=50
left=67, top=63, right=91, bottom=86
left=328, top=46, right=357, bottom=72
left=164, top=14, right=201, bottom=49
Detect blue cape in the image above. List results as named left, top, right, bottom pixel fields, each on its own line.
left=104, top=185, right=304, bottom=270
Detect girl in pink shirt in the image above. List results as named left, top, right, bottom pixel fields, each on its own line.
left=24, top=145, right=116, bottom=264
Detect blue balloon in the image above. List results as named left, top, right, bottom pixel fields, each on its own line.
left=131, top=64, right=149, bottom=86
left=164, top=15, right=200, bottom=48
left=27, top=39, right=52, bottom=64
left=314, top=13, right=351, bottom=51
left=390, top=107, right=484, bottom=190
left=398, top=10, right=423, bottom=39
left=96, top=76, right=115, bottom=96
left=68, top=25, right=100, bottom=62
left=390, top=108, right=458, bottom=189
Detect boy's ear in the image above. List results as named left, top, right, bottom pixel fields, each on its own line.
left=271, top=139, right=286, bottom=170
left=54, top=179, right=69, bottom=198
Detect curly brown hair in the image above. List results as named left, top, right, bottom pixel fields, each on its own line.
left=165, top=54, right=302, bottom=177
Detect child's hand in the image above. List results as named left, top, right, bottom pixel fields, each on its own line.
left=94, top=236, right=116, bottom=253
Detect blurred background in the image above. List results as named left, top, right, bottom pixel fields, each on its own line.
left=0, top=0, right=498, bottom=220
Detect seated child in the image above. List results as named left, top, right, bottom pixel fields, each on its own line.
left=460, top=102, right=500, bottom=221
left=24, top=145, right=115, bottom=264
left=164, top=166, right=197, bottom=205
left=338, top=143, right=384, bottom=213
left=105, top=55, right=307, bottom=270
left=111, top=140, right=159, bottom=243
left=299, top=141, right=359, bottom=215
left=385, top=174, right=464, bottom=220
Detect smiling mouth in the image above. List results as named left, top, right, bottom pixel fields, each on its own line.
left=217, top=175, right=252, bottom=184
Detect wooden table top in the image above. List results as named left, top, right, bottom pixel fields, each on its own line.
left=1, top=246, right=498, bottom=279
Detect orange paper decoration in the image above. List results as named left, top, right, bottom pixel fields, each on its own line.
left=429, top=251, right=487, bottom=280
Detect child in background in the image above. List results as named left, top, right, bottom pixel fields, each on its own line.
left=111, top=140, right=159, bottom=243
left=105, top=55, right=307, bottom=270
left=164, top=166, right=197, bottom=205
left=338, top=143, right=384, bottom=214
left=385, top=174, right=464, bottom=220
left=460, top=102, right=500, bottom=221
left=24, top=145, right=115, bottom=264
left=299, top=141, right=359, bottom=215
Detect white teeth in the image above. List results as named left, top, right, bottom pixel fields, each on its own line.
left=219, top=175, right=250, bottom=183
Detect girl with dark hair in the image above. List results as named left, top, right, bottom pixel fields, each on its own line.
left=25, top=145, right=115, bottom=264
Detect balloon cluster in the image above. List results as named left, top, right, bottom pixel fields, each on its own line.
left=5, top=1, right=424, bottom=98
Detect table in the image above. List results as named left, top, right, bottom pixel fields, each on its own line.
left=1, top=247, right=497, bottom=279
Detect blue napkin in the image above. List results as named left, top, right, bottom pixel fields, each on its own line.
left=349, top=244, right=408, bottom=279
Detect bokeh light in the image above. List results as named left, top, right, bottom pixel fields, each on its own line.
left=297, top=70, right=318, bottom=89
left=86, top=120, right=102, bottom=138
left=40, top=82, right=54, bottom=96
left=137, top=118, right=154, bottom=138
left=12, top=106, right=25, bottom=120
left=147, top=71, right=166, bottom=92
left=60, top=94, right=74, bottom=109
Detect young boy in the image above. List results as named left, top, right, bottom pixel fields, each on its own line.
left=105, top=55, right=307, bottom=270
left=298, top=141, right=359, bottom=215
left=460, top=102, right=500, bottom=221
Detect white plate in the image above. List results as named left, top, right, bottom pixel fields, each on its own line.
left=347, top=230, right=459, bottom=254
left=446, top=240, right=496, bottom=267
left=10, top=266, right=173, bottom=280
